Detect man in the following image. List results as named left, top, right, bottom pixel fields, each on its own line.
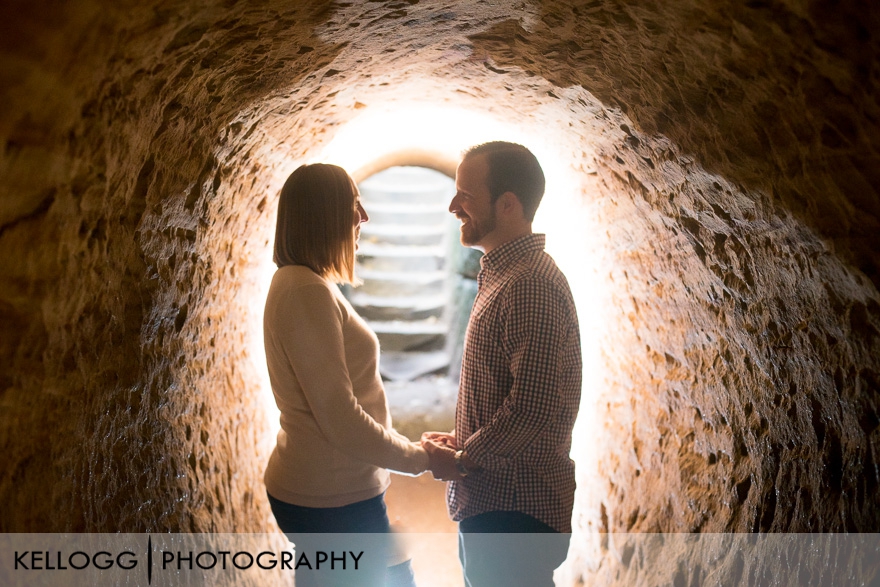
left=422, top=141, right=582, bottom=586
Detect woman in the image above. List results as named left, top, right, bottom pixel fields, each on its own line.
left=263, top=163, right=428, bottom=585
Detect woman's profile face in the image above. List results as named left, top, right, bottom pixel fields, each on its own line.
left=353, top=192, right=369, bottom=249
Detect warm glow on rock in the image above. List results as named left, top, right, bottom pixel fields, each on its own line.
left=2, top=2, right=878, bottom=586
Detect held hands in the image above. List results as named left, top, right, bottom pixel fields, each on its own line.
left=420, top=431, right=461, bottom=481
left=422, top=431, right=457, bottom=449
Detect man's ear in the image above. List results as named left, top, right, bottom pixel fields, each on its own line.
left=497, top=191, right=525, bottom=218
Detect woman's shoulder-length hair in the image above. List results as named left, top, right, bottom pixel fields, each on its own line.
left=273, top=163, right=358, bottom=284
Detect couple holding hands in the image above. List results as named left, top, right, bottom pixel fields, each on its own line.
left=263, top=141, right=581, bottom=586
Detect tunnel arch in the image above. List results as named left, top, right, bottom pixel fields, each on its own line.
left=350, top=149, right=459, bottom=182
left=2, top=1, right=879, bottom=585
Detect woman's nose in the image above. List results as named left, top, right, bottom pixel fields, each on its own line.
left=358, top=203, right=369, bottom=223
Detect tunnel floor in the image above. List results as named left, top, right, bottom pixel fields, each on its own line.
left=385, top=473, right=460, bottom=586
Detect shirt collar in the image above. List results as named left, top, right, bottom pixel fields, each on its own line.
left=479, top=233, right=546, bottom=273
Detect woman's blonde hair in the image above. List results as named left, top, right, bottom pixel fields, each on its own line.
left=273, top=163, right=358, bottom=284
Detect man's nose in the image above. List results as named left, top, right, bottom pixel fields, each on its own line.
left=448, top=193, right=460, bottom=213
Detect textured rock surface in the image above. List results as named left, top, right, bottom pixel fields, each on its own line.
left=1, top=0, right=878, bottom=584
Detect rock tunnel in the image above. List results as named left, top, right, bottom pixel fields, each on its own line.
left=1, top=0, right=879, bottom=584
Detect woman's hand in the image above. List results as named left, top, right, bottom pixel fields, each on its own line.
left=421, top=431, right=457, bottom=449
left=421, top=438, right=461, bottom=481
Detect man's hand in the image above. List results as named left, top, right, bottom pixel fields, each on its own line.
left=422, top=438, right=461, bottom=481
left=421, top=431, right=458, bottom=449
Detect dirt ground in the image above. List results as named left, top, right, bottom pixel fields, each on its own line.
left=385, top=473, right=461, bottom=587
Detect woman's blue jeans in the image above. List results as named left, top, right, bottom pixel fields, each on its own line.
left=268, top=492, right=416, bottom=587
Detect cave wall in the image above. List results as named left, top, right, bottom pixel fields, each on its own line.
left=1, top=0, right=879, bottom=584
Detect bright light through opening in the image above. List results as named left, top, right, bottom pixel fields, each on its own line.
left=252, top=101, right=607, bottom=493
left=318, top=104, right=515, bottom=176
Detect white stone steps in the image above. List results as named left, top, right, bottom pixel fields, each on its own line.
left=360, top=186, right=451, bottom=204
left=368, top=319, right=447, bottom=334
left=369, top=319, right=447, bottom=352
left=360, top=169, right=452, bottom=203
left=359, top=226, right=445, bottom=246
left=351, top=166, right=457, bottom=371
left=378, top=350, right=451, bottom=381
left=357, top=242, right=445, bottom=258
left=355, top=268, right=446, bottom=297
left=365, top=201, right=449, bottom=214
left=350, top=292, right=446, bottom=309
left=366, top=208, right=448, bottom=227
left=360, top=223, right=447, bottom=237
left=357, top=268, right=446, bottom=283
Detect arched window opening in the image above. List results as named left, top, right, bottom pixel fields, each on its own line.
left=343, top=165, right=482, bottom=438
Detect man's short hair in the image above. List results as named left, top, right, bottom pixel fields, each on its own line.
left=463, top=141, right=545, bottom=221
left=273, top=163, right=358, bottom=284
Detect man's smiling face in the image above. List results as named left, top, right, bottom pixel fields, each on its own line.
left=449, top=154, right=497, bottom=250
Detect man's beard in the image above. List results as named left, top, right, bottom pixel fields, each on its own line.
left=460, top=212, right=496, bottom=247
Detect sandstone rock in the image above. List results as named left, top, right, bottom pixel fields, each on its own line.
left=1, top=1, right=878, bottom=585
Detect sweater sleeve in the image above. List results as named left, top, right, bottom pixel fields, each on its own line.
left=276, top=281, right=428, bottom=476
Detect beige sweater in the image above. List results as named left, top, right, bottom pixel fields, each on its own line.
left=263, top=265, right=428, bottom=507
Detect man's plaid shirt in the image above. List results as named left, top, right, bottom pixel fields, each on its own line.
left=448, top=233, right=582, bottom=533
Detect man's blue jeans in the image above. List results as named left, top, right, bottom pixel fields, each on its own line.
left=459, top=511, right=571, bottom=587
